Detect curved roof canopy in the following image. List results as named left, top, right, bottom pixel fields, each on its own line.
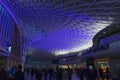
left=93, top=23, right=120, bottom=46
left=1, top=0, right=120, bottom=59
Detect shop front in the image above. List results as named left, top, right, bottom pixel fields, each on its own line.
left=0, top=56, right=7, bottom=68
left=94, top=57, right=110, bottom=72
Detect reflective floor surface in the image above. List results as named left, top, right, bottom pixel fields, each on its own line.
left=25, top=72, right=79, bottom=80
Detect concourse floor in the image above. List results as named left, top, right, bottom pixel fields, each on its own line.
left=71, top=72, right=79, bottom=80
left=25, top=72, right=80, bottom=80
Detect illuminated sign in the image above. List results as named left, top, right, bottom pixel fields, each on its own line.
left=6, top=45, right=12, bottom=53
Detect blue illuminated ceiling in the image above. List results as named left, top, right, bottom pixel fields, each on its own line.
left=1, top=0, right=120, bottom=57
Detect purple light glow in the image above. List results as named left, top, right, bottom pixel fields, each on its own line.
left=29, top=19, right=111, bottom=55
left=0, top=1, right=23, bottom=36
left=1, top=0, right=117, bottom=55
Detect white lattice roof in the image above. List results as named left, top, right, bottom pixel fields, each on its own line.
left=1, top=0, right=120, bottom=59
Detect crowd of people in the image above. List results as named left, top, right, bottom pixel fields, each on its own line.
left=0, top=65, right=24, bottom=80
left=0, top=65, right=73, bottom=80
left=24, top=66, right=73, bottom=80
left=0, top=64, right=111, bottom=80
left=76, top=66, right=111, bottom=80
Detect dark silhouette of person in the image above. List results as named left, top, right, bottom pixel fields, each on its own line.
left=99, top=67, right=103, bottom=80
left=83, top=68, right=88, bottom=80
left=9, top=66, right=16, bottom=76
left=106, top=67, right=110, bottom=80
left=55, top=67, right=59, bottom=80
left=30, top=68, right=35, bottom=78
left=48, top=68, right=54, bottom=80
left=26, top=68, right=30, bottom=75
left=13, top=65, right=25, bottom=80
left=58, top=67, right=63, bottom=80
left=67, top=66, right=73, bottom=80
left=87, top=66, right=96, bottom=80
left=0, top=67, right=8, bottom=80
left=44, top=68, right=48, bottom=80
left=36, top=69, right=42, bottom=80
left=78, top=68, right=83, bottom=80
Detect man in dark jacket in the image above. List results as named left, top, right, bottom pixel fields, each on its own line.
left=14, top=65, right=25, bottom=80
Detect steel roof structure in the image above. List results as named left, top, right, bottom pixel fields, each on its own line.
left=1, top=0, right=120, bottom=60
